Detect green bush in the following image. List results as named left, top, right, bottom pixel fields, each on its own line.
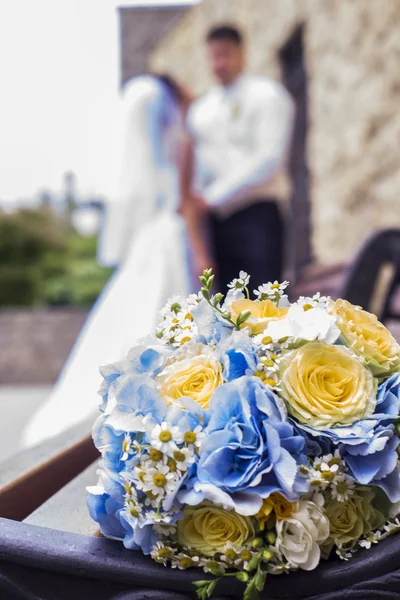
left=0, top=207, right=113, bottom=307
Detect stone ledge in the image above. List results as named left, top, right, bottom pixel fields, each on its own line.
left=0, top=309, right=89, bottom=385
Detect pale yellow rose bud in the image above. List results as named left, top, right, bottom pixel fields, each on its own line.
left=334, top=299, right=400, bottom=378
left=156, top=343, right=223, bottom=409
left=231, top=299, right=288, bottom=335
left=177, top=502, right=254, bottom=556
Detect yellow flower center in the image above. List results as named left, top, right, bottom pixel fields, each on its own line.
left=302, top=303, right=314, bottom=311
left=262, top=335, right=273, bottom=345
left=173, top=450, right=186, bottom=462
left=159, top=547, right=172, bottom=558
left=270, top=283, right=281, bottom=289
left=264, top=378, right=276, bottom=387
left=153, top=473, right=167, bottom=487
left=129, top=506, right=140, bottom=518
left=241, top=549, right=252, bottom=561
left=336, top=480, right=350, bottom=495
left=167, top=458, right=177, bottom=472
left=159, top=430, right=172, bottom=443
left=149, top=449, right=163, bottom=462
left=262, top=359, right=274, bottom=367
left=225, top=549, right=237, bottom=561
left=180, top=336, right=192, bottom=345
left=179, top=557, right=193, bottom=569
left=254, top=370, right=266, bottom=381
left=184, top=431, right=196, bottom=444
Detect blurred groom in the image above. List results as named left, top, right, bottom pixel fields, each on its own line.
left=188, top=24, right=295, bottom=291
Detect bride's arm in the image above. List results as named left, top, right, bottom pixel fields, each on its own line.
left=179, top=135, right=214, bottom=277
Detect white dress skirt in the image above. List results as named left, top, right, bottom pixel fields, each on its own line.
left=22, top=76, right=192, bottom=447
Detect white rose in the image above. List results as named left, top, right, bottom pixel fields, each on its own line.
left=276, top=500, right=330, bottom=571
left=266, top=305, right=340, bottom=345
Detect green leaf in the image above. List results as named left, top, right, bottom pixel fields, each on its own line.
left=193, top=580, right=211, bottom=589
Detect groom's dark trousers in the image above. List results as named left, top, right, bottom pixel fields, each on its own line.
left=210, top=199, right=284, bottom=293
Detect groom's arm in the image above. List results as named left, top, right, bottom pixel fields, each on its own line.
left=203, top=86, right=295, bottom=214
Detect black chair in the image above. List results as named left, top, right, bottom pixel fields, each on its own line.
left=339, top=228, right=400, bottom=321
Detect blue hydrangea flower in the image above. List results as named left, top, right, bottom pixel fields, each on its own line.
left=98, top=340, right=171, bottom=412
left=219, top=330, right=259, bottom=381
left=87, top=473, right=126, bottom=540
left=179, top=376, right=308, bottom=516
left=190, top=298, right=232, bottom=344
left=296, top=374, right=400, bottom=500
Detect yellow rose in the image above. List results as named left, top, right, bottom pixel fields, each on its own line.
left=334, top=299, right=400, bottom=378
left=156, top=343, right=223, bottom=409
left=256, top=493, right=297, bottom=530
left=177, top=502, right=254, bottom=556
left=322, top=486, right=385, bottom=556
left=231, top=299, right=288, bottom=335
left=279, top=342, right=377, bottom=429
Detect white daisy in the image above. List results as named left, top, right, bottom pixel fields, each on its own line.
left=160, top=295, right=185, bottom=317
left=171, top=553, right=200, bottom=570
left=150, top=422, right=183, bottom=455
left=254, top=280, right=289, bottom=301
left=331, top=474, right=355, bottom=502
left=228, top=270, right=250, bottom=290
left=172, top=447, right=195, bottom=472
left=182, top=425, right=205, bottom=449
left=153, top=522, right=177, bottom=537
left=150, top=541, right=176, bottom=565
left=121, top=433, right=139, bottom=461
left=142, top=463, right=179, bottom=497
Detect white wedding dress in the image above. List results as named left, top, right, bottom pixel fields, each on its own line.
left=22, top=76, right=192, bottom=447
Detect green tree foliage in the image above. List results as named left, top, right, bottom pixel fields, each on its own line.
left=0, top=207, right=113, bottom=307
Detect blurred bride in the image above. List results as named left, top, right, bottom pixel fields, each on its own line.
left=23, top=74, right=210, bottom=447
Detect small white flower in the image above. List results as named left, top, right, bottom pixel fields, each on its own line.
left=384, top=518, right=400, bottom=534
left=183, top=424, right=205, bottom=449
left=121, top=433, right=138, bottom=461
left=160, top=295, right=185, bottom=317
left=153, top=523, right=177, bottom=537
left=151, top=422, right=183, bottom=455
left=142, top=462, right=179, bottom=497
left=220, top=541, right=241, bottom=564
left=173, top=328, right=197, bottom=347
left=296, top=293, right=329, bottom=312
left=359, top=531, right=381, bottom=550
left=151, top=541, right=176, bottom=565
left=227, top=271, right=250, bottom=290
left=331, top=474, right=355, bottom=502
left=172, top=446, right=195, bottom=472
left=254, top=280, right=289, bottom=301
left=171, top=553, right=200, bottom=570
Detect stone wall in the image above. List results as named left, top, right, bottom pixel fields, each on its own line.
left=149, top=0, right=400, bottom=265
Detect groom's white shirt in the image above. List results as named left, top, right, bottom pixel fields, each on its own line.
left=188, top=73, right=295, bottom=219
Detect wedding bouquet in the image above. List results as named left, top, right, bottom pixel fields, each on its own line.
left=88, top=269, right=400, bottom=599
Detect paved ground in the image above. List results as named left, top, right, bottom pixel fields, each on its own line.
left=0, top=386, right=52, bottom=462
